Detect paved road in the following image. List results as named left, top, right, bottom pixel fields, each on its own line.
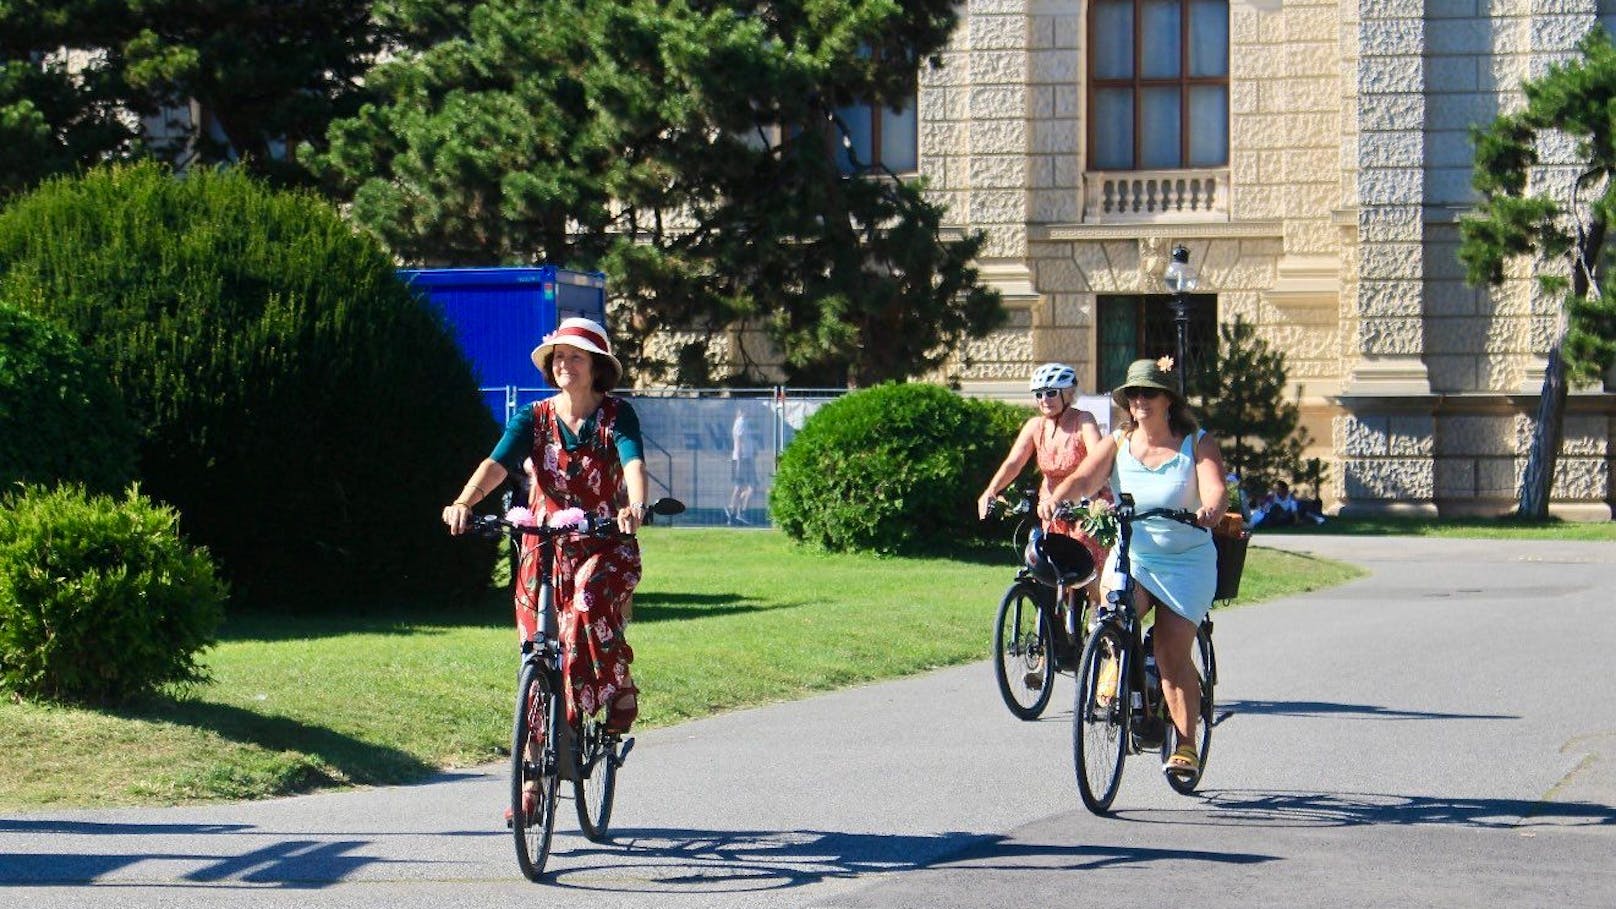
left=4, top=536, right=1614, bottom=907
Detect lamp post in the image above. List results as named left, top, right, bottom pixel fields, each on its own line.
left=1161, top=244, right=1199, bottom=398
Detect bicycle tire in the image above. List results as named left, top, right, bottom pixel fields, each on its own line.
left=574, top=714, right=617, bottom=840
left=1163, top=621, right=1215, bottom=795
left=511, top=659, right=561, bottom=881
left=1074, top=622, right=1130, bottom=814
left=993, top=582, right=1056, bottom=720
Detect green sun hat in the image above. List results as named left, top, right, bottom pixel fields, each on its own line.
left=1111, top=356, right=1184, bottom=409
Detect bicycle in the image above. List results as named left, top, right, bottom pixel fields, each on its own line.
left=1071, top=492, right=1218, bottom=814
left=990, top=486, right=1094, bottom=720
left=470, top=496, right=685, bottom=881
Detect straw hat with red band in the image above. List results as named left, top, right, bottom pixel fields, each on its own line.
left=530, top=317, right=623, bottom=390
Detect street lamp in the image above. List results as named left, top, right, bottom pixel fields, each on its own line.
left=1161, top=244, right=1198, bottom=397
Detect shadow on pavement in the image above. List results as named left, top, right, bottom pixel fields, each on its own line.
left=543, top=827, right=1276, bottom=893
left=1120, top=788, right=1616, bottom=830
left=1219, top=698, right=1517, bottom=721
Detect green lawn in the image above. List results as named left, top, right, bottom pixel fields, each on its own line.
left=0, top=528, right=1358, bottom=809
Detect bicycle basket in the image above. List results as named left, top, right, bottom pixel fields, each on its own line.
left=1213, top=523, right=1250, bottom=600
left=1023, top=530, right=1097, bottom=588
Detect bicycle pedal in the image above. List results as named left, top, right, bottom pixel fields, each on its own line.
left=612, top=736, right=635, bottom=767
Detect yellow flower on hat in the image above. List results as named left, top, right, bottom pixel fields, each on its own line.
left=1156, top=355, right=1175, bottom=372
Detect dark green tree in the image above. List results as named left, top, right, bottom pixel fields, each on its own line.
left=317, top=0, right=1002, bottom=387
left=0, top=163, right=495, bottom=607
left=0, top=0, right=379, bottom=196
left=1193, top=316, right=1311, bottom=496
left=1459, top=28, right=1616, bottom=519
left=0, top=2, right=143, bottom=198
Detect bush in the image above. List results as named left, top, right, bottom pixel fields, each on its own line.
left=0, top=163, right=496, bottom=606
left=770, top=383, right=1029, bottom=553
left=0, top=303, right=138, bottom=493
left=0, top=485, right=226, bottom=704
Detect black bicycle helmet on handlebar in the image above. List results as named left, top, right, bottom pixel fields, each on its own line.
left=1023, top=528, right=1097, bottom=588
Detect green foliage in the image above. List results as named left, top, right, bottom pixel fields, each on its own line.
left=0, top=304, right=138, bottom=493
left=318, top=0, right=1002, bottom=387
left=1459, top=26, right=1616, bottom=383
left=770, top=383, right=1027, bottom=553
left=0, top=484, right=225, bottom=704
left=1194, top=316, right=1311, bottom=495
left=0, top=163, right=496, bottom=605
left=0, top=1, right=378, bottom=196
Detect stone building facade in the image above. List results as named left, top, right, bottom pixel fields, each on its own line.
left=924, top=0, right=1616, bottom=519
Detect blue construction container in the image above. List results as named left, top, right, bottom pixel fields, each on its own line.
left=399, top=266, right=607, bottom=423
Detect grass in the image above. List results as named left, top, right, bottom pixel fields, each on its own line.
left=0, top=528, right=1362, bottom=809
left=1254, top=514, right=1616, bottom=542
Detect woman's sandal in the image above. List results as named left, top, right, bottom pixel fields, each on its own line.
left=503, top=786, right=539, bottom=827
left=1163, top=743, right=1199, bottom=777
left=1094, top=655, right=1120, bottom=707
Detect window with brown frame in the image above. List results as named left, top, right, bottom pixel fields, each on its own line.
left=1087, top=0, right=1229, bottom=171
left=833, top=98, right=918, bottom=175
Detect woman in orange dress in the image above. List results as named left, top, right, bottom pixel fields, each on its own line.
left=977, top=362, right=1111, bottom=605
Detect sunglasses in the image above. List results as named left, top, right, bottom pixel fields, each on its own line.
left=1124, top=387, right=1164, bottom=400
left=1032, top=388, right=1063, bottom=400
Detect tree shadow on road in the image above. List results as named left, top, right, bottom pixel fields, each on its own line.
left=1120, top=788, right=1616, bottom=830
left=1218, top=698, right=1517, bottom=721
left=546, top=827, right=1277, bottom=893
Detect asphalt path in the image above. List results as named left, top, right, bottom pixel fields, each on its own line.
left=4, top=536, right=1614, bottom=907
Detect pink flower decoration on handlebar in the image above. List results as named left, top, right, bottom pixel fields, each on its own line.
left=505, top=506, right=538, bottom=527
left=546, top=507, right=588, bottom=529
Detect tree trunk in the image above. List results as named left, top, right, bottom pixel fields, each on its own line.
left=1517, top=343, right=1568, bottom=519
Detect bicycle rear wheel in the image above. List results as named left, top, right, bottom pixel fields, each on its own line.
left=993, top=582, right=1056, bottom=720
left=512, top=659, right=560, bottom=881
left=574, top=714, right=617, bottom=840
left=1073, top=623, right=1130, bottom=814
left=1163, top=621, right=1216, bottom=795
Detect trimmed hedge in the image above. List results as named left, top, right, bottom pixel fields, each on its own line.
left=0, top=485, right=226, bottom=704
left=0, top=163, right=497, bottom=605
left=0, top=303, right=138, bottom=493
left=770, top=383, right=1029, bottom=553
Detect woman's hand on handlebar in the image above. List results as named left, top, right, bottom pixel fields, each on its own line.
left=616, top=503, right=644, bottom=535
left=977, top=491, right=996, bottom=521
left=442, top=502, right=475, bottom=536
left=1195, top=502, right=1224, bottom=528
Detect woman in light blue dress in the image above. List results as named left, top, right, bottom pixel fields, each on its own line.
left=1043, top=357, right=1226, bottom=778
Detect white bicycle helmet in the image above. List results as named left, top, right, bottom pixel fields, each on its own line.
left=1029, top=362, right=1077, bottom=392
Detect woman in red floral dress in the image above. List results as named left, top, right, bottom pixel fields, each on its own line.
left=443, top=317, right=648, bottom=736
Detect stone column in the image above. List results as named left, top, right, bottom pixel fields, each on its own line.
left=1336, top=0, right=1435, bottom=515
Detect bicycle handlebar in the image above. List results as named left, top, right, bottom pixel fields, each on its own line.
left=1125, top=506, right=1207, bottom=530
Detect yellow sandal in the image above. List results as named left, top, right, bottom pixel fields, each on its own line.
left=1163, top=743, right=1199, bottom=777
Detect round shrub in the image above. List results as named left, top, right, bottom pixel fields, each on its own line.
left=0, top=484, right=226, bottom=704
left=770, top=383, right=1030, bottom=553
left=0, top=163, right=496, bottom=606
left=0, top=303, right=139, bottom=493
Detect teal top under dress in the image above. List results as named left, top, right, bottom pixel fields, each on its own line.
left=1100, top=429, right=1217, bottom=625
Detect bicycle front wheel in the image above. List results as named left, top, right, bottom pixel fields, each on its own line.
left=993, top=582, right=1056, bottom=720
left=1073, top=623, right=1130, bottom=814
left=574, top=714, right=617, bottom=840
left=511, top=659, right=560, bottom=881
left=1164, top=621, right=1216, bottom=795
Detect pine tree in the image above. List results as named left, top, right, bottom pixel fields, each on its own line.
left=1459, top=27, right=1616, bottom=518
left=1194, top=316, right=1311, bottom=496
left=316, top=0, right=1003, bottom=386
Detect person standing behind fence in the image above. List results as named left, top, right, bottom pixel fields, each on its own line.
left=727, top=407, right=759, bottom=525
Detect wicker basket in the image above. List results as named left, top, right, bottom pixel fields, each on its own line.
left=1213, top=513, right=1250, bottom=601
